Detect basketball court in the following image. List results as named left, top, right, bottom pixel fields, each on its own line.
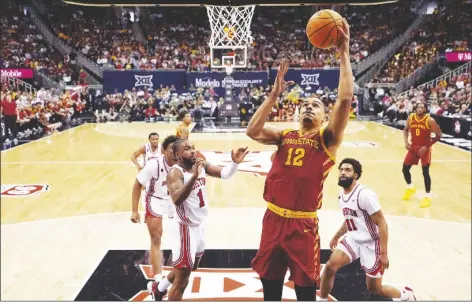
left=1, top=121, right=470, bottom=301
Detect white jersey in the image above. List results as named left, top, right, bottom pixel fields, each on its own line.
left=143, top=143, right=161, bottom=166
left=171, top=165, right=208, bottom=227
left=137, top=155, right=172, bottom=201
left=338, top=184, right=381, bottom=243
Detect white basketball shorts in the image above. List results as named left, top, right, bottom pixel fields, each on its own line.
left=337, top=233, right=384, bottom=278
left=142, top=195, right=174, bottom=219
left=171, top=221, right=205, bottom=269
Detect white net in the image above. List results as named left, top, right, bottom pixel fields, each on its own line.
left=206, top=5, right=255, bottom=48
left=224, top=61, right=233, bottom=75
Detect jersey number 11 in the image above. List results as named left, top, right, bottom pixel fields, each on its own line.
left=345, top=219, right=357, bottom=231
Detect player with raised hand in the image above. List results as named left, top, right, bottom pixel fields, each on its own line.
left=149, top=139, right=249, bottom=301
left=247, top=19, right=354, bottom=301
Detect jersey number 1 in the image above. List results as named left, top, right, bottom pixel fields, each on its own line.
left=345, top=219, right=357, bottom=231
left=197, top=189, right=205, bottom=208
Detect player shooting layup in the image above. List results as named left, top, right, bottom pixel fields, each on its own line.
left=131, top=132, right=162, bottom=171
left=246, top=19, right=353, bottom=301
left=130, top=135, right=180, bottom=293
left=402, top=102, right=442, bottom=208
left=319, top=158, right=416, bottom=301
left=147, top=139, right=249, bottom=301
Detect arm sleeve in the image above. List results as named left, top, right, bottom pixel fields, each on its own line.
left=137, top=161, right=155, bottom=186
left=220, top=161, right=239, bottom=179
left=358, top=189, right=381, bottom=215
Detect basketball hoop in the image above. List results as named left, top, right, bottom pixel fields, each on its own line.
left=206, top=5, right=255, bottom=70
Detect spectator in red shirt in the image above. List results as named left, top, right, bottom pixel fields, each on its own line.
left=145, top=104, right=157, bottom=119
left=79, top=69, right=88, bottom=85
left=1, top=94, right=18, bottom=140
left=435, top=101, right=448, bottom=116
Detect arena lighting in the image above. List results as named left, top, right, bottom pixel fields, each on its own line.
left=62, top=0, right=399, bottom=6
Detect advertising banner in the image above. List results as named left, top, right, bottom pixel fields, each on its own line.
left=0, top=68, right=34, bottom=79
left=103, top=69, right=341, bottom=96
left=445, top=52, right=472, bottom=63
left=186, top=71, right=268, bottom=96
left=103, top=70, right=186, bottom=94
left=269, top=68, right=340, bottom=90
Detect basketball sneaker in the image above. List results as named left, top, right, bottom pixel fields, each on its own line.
left=419, top=197, right=431, bottom=208
left=147, top=281, right=167, bottom=301
left=401, top=187, right=416, bottom=200
left=401, top=286, right=417, bottom=301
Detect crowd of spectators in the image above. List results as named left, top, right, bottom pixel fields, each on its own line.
left=377, top=71, right=471, bottom=123
left=39, top=2, right=417, bottom=70
left=0, top=0, right=82, bottom=85
left=306, top=4, right=416, bottom=68
left=137, top=4, right=416, bottom=70
left=45, top=1, right=147, bottom=71
left=93, top=82, right=355, bottom=126
left=1, top=0, right=469, bottom=149
left=372, top=2, right=471, bottom=84
left=0, top=78, right=99, bottom=148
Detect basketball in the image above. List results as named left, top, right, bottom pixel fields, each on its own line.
left=306, top=9, right=344, bottom=49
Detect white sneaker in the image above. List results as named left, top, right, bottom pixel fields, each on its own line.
left=401, top=286, right=416, bottom=301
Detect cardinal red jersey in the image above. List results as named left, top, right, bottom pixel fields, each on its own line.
left=263, top=127, right=336, bottom=212
left=409, top=114, right=432, bottom=146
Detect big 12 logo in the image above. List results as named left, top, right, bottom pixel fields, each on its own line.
left=1, top=184, right=50, bottom=197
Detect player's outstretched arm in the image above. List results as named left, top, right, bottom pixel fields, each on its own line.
left=203, top=147, right=250, bottom=179
left=362, top=189, right=389, bottom=270
left=370, top=210, right=389, bottom=270
left=131, top=161, right=155, bottom=223
left=324, top=19, right=354, bottom=153
left=329, top=221, right=348, bottom=251
left=166, top=162, right=202, bottom=206
left=403, top=115, right=412, bottom=150
left=427, top=117, right=442, bottom=147
left=246, top=59, right=294, bottom=145
left=130, top=179, right=142, bottom=223
left=131, top=145, right=146, bottom=170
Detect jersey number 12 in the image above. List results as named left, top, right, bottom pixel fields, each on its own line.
left=285, top=147, right=305, bottom=167
left=197, top=189, right=205, bottom=208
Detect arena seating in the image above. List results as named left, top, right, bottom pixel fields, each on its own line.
left=41, top=2, right=416, bottom=70
left=45, top=0, right=147, bottom=69
left=0, top=1, right=79, bottom=85
left=377, top=69, right=471, bottom=123
left=373, top=3, right=471, bottom=83
left=1, top=78, right=97, bottom=149
left=1, top=1, right=470, bottom=150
